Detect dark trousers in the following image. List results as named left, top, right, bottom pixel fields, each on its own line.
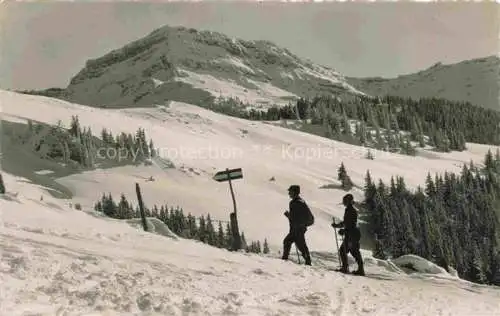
left=339, top=234, right=364, bottom=271
left=282, top=227, right=311, bottom=264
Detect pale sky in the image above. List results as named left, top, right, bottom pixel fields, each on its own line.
left=1, top=1, right=498, bottom=90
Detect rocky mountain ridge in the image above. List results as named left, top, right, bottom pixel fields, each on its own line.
left=346, top=55, right=499, bottom=111
left=22, top=25, right=498, bottom=111
left=61, top=25, right=365, bottom=108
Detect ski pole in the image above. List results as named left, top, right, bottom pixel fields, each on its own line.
left=333, top=218, right=341, bottom=269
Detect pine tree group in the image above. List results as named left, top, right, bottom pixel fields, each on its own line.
left=364, top=149, right=500, bottom=285
left=94, top=193, right=268, bottom=254
left=17, top=115, right=156, bottom=168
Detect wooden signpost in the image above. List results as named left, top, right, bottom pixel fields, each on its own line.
left=213, top=168, right=243, bottom=251
left=135, top=183, right=149, bottom=232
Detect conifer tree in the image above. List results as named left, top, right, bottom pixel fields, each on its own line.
left=117, top=193, right=130, bottom=219
left=94, top=200, right=103, bottom=213
left=375, top=127, right=385, bottom=150
left=186, top=213, right=198, bottom=238
left=368, top=108, right=378, bottom=128
left=225, top=222, right=233, bottom=249
left=198, top=215, right=207, bottom=242
left=149, top=139, right=156, bottom=158
left=373, top=235, right=387, bottom=259
left=337, top=162, right=353, bottom=190
left=256, top=240, right=262, bottom=253
left=341, top=112, right=351, bottom=137
left=217, top=221, right=225, bottom=248
left=159, top=206, right=166, bottom=222
left=484, top=149, right=495, bottom=171
left=103, top=193, right=117, bottom=218
left=205, top=214, right=216, bottom=246
left=69, top=115, right=80, bottom=137
left=263, top=239, right=270, bottom=254
left=0, top=173, right=5, bottom=194
left=151, top=205, right=159, bottom=219
left=323, top=119, right=333, bottom=138
left=331, top=113, right=342, bottom=136
left=240, top=232, right=247, bottom=250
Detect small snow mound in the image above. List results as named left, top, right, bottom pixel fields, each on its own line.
left=448, top=266, right=459, bottom=278
left=391, top=254, right=449, bottom=275
left=126, top=217, right=179, bottom=240
left=34, top=170, right=54, bottom=175
left=362, top=255, right=405, bottom=274
left=151, top=78, right=164, bottom=88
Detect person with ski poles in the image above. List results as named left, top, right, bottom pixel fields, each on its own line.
left=331, top=193, right=365, bottom=275
left=281, top=185, right=313, bottom=266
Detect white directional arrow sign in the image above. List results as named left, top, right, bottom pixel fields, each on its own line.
left=213, top=168, right=243, bottom=182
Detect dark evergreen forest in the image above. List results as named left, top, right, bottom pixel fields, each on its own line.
left=361, top=149, right=500, bottom=285
left=207, top=95, right=500, bottom=154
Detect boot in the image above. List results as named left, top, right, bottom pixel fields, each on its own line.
left=335, top=265, right=349, bottom=273
left=304, top=256, right=312, bottom=266
left=352, top=264, right=365, bottom=276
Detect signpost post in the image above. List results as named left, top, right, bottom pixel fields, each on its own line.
left=135, top=183, right=149, bottom=232
left=213, top=168, right=243, bottom=251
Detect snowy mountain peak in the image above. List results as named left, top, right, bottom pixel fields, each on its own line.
left=347, top=54, right=500, bottom=111
left=63, top=24, right=364, bottom=108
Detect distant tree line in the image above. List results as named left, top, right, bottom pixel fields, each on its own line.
left=94, top=193, right=270, bottom=254
left=206, top=95, right=500, bottom=155
left=363, top=149, right=500, bottom=285
left=204, top=96, right=296, bottom=121
left=17, top=87, right=66, bottom=99
left=13, top=115, right=156, bottom=168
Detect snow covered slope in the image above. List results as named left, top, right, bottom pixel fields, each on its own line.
left=2, top=171, right=500, bottom=315
left=347, top=55, right=500, bottom=111
left=2, top=90, right=500, bottom=314
left=60, top=25, right=364, bottom=108
left=2, top=89, right=498, bottom=254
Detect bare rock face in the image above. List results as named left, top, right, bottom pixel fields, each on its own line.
left=63, top=25, right=365, bottom=108
left=347, top=56, right=500, bottom=111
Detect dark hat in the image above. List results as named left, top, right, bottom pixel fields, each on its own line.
left=342, top=193, right=354, bottom=204
left=288, top=185, right=300, bottom=193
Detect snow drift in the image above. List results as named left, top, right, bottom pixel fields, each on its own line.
left=126, top=217, right=179, bottom=240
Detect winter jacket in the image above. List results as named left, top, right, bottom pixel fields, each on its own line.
left=337, top=204, right=361, bottom=241
left=287, top=197, right=311, bottom=229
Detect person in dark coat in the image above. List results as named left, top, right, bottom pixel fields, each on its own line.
left=281, top=185, right=312, bottom=265
left=332, top=193, right=365, bottom=275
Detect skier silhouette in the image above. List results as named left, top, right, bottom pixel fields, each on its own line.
left=332, top=193, right=365, bottom=275
left=281, top=185, right=312, bottom=266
